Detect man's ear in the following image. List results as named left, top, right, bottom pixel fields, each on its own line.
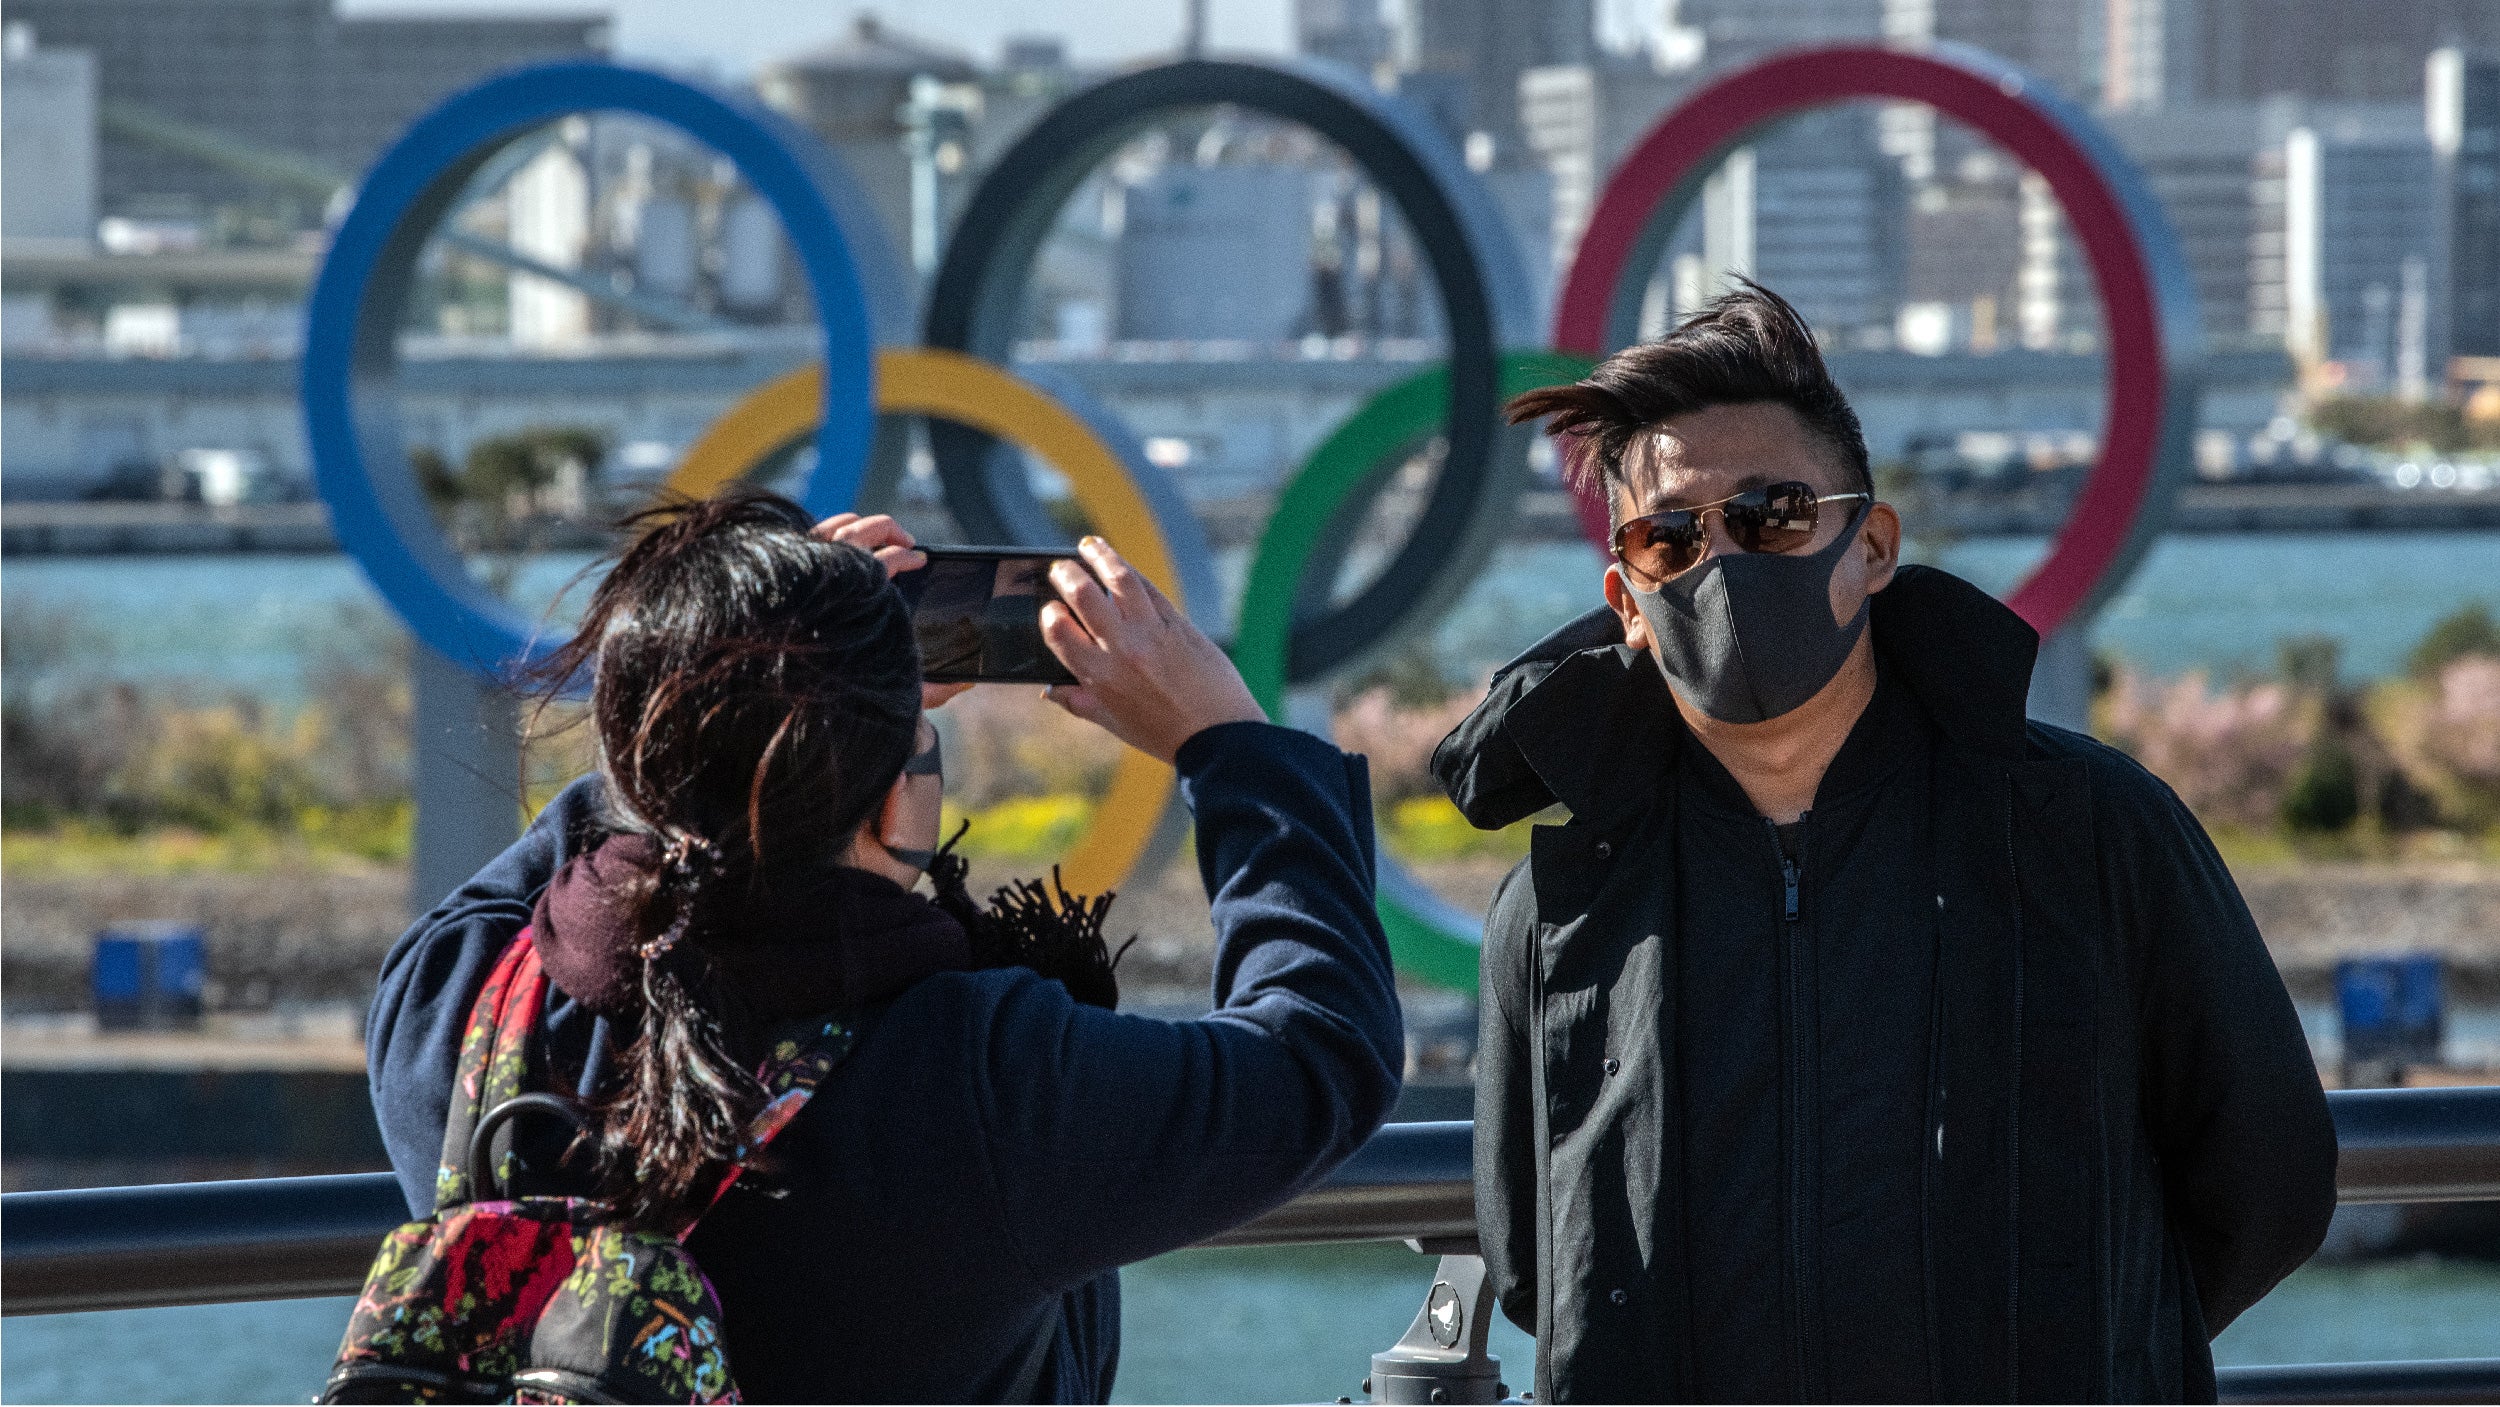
left=1861, top=501, right=1902, bottom=594
left=1603, top=563, right=1653, bottom=653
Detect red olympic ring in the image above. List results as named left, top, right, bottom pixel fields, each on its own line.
left=1554, top=44, right=2201, bottom=638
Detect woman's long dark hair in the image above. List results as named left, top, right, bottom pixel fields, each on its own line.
left=532, top=488, right=920, bottom=1223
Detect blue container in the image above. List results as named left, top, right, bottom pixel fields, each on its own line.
left=91, top=922, right=207, bottom=1031
left=2336, top=953, right=2445, bottom=1075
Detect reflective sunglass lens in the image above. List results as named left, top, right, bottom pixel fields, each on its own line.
left=1625, top=517, right=1704, bottom=580
left=1727, top=483, right=1819, bottom=552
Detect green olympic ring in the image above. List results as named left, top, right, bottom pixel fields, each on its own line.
left=1234, top=351, right=1594, bottom=992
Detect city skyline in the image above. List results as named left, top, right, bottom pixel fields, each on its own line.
left=337, top=0, right=1300, bottom=73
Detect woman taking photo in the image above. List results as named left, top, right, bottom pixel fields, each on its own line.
left=362, top=491, right=1403, bottom=1402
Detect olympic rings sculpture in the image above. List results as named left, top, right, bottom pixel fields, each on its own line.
left=307, top=44, right=2198, bottom=990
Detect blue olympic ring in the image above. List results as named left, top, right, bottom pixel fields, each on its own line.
left=302, top=62, right=891, bottom=678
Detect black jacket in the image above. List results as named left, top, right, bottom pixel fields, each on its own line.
left=368, top=723, right=1404, bottom=1403
left=1433, top=566, right=2337, bottom=1403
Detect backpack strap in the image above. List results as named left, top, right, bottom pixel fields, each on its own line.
left=433, top=931, right=551, bottom=1210
left=678, top=1015, right=859, bottom=1241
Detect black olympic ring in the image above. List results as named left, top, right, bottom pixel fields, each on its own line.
left=920, top=57, right=1543, bottom=684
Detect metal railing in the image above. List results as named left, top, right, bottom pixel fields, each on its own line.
left=3, top=1087, right=2496, bottom=1399
left=0, top=1120, right=1481, bottom=1317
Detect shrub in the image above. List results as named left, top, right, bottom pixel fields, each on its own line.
left=2409, top=602, right=2500, bottom=678
left=946, top=794, right=1093, bottom=861
left=1383, top=793, right=1533, bottom=862
left=2309, top=395, right=2500, bottom=452
left=1, top=600, right=412, bottom=850
left=2281, top=731, right=2362, bottom=833
left=2098, top=667, right=2313, bottom=829
left=2421, top=655, right=2500, bottom=830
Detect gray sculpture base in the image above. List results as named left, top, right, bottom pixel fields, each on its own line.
left=2026, top=620, right=2096, bottom=732
left=409, top=645, right=521, bottom=916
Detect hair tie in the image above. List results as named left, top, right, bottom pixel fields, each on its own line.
left=641, top=833, right=722, bottom=960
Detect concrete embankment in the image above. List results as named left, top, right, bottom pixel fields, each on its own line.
left=5, top=858, right=2497, bottom=1012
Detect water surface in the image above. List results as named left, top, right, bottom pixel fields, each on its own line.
left=3, top=1249, right=2492, bottom=1404
left=7, top=533, right=2498, bottom=706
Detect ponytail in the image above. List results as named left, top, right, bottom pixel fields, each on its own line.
left=576, top=830, right=765, bottom=1223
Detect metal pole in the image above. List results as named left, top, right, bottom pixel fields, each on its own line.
left=2027, top=616, right=2097, bottom=731
left=409, top=643, right=521, bottom=916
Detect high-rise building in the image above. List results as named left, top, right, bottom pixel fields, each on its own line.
left=1932, top=0, right=2102, bottom=99
left=1587, top=2, right=1901, bottom=339
left=1296, top=0, right=1393, bottom=80
left=1753, top=109, right=1906, bottom=337
left=2102, top=0, right=2196, bottom=110
left=1675, top=0, right=1885, bottom=71
left=2, top=0, right=608, bottom=226
left=2100, top=103, right=2284, bottom=348
left=1401, top=0, right=1594, bottom=163
left=2430, top=47, right=2500, bottom=365
left=506, top=142, right=592, bottom=351
left=1115, top=164, right=1321, bottom=342
left=2107, top=0, right=2500, bottom=110
left=755, top=17, right=981, bottom=268
left=2, top=26, right=98, bottom=245
left=2016, top=167, right=2101, bottom=349
left=1903, top=171, right=2022, bottom=351
left=2281, top=106, right=2440, bottom=389
left=1518, top=59, right=1692, bottom=279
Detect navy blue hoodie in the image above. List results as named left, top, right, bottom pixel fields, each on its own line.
left=366, top=722, right=1404, bottom=1402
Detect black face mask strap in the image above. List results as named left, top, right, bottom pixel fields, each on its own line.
left=901, top=728, right=943, bottom=777
left=883, top=728, right=944, bottom=872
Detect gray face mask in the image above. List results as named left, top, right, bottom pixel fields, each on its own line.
left=1623, top=503, right=1870, bottom=724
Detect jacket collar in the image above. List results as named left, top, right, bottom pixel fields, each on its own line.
left=1501, top=565, right=2038, bottom=824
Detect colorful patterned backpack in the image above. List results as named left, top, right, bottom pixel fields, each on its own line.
left=323, top=932, right=853, bottom=1404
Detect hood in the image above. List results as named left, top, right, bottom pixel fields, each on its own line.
left=1430, top=564, right=2039, bottom=830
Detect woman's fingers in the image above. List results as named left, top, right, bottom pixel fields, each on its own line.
left=873, top=544, right=928, bottom=580
left=1039, top=598, right=1113, bottom=681
left=1047, top=557, right=1126, bottom=649
left=1076, top=536, right=1156, bottom=626
left=1132, top=566, right=1186, bottom=624
left=922, top=681, right=973, bottom=711
left=818, top=511, right=915, bottom=552
left=811, top=513, right=922, bottom=581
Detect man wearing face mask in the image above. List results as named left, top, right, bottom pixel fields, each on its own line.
left=1434, top=281, right=2335, bottom=1403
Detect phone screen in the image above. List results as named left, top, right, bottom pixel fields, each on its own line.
left=894, top=549, right=1082, bottom=685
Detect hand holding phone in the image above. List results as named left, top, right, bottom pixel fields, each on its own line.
left=1037, top=537, right=1265, bottom=765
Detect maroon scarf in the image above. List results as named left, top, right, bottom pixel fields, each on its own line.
left=530, top=834, right=977, bottom=1021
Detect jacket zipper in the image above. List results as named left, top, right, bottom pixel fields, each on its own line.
left=1770, top=819, right=1811, bottom=1402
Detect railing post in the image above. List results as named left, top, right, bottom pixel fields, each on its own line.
left=1365, top=1240, right=1506, bottom=1404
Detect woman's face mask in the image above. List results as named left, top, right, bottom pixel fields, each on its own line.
left=1622, top=502, right=1871, bottom=725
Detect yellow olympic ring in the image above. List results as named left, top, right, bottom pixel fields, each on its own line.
left=667, top=347, right=1180, bottom=897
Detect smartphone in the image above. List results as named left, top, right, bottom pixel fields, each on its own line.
left=892, top=546, right=1084, bottom=685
